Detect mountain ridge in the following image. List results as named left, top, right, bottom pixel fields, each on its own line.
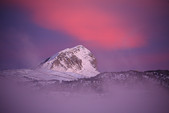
left=39, top=45, right=99, bottom=77
left=1, top=45, right=169, bottom=91
left=1, top=69, right=169, bottom=92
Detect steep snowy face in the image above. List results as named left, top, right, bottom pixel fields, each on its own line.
left=40, top=45, right=99, bottom=77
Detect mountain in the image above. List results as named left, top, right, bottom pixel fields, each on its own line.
left=39, top=45, right=99, bottom=77
left=1, top=46, right=169, bottom=113
left=0, top=45, right=169, bottom=91
left=1, top=70, right=169, bottom=113
left=35, top=70, right=169, bottom=91
left=1, top=64, right=169, bottom=113
left=1, top=69, right=169, bottom=92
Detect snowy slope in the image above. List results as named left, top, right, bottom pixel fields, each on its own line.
left=0, top=45, right=100, bottom=82
left=1, top=70, right=169, bottom=113
left=40, top=45, right=99, bottom=77
left=1, top=69, right=169, bottom=91
left=0, top=69, right=85, bottom=82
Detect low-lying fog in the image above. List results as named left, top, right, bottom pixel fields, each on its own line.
left=0, top=78, right=169, bottom=113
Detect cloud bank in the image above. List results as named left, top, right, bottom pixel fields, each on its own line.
left=2, top=0, right=168, bottom=49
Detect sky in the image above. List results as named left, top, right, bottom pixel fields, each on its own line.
left=0, top=0, right=169, bottom=72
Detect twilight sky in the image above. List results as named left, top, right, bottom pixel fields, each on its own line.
left=0, top=0, right=169, bottom=72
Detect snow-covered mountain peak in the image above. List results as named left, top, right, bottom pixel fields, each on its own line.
left=59, top=45, right=89, bottom=55
left=40, top=45, right=99, bottom=77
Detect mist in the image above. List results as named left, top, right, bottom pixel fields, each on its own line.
left=1, top=76, right=169, bottom=113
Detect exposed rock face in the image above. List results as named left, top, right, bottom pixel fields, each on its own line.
left=51, top=53, right=82, bottom=70
left=40, top=45, right=99, bottom=77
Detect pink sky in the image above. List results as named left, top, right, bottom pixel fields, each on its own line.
left=0, top=0, right=169, bottom=71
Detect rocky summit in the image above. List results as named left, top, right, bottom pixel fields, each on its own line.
left=40, top=45, right=99, bottom=77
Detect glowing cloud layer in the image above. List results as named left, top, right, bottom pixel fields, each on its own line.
left=1, top=0, right=169, bottom=49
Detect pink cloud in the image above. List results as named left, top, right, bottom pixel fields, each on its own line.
left=2, top=0, right=168, bottom=49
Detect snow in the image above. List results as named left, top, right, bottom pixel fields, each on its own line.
left=40, top=45, right=99, bottom=77
left=48, top=53, right=58, bottom=61
left=0, top=69, right=85, bottom=82
left=1, top=69, right=169, bottom=113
